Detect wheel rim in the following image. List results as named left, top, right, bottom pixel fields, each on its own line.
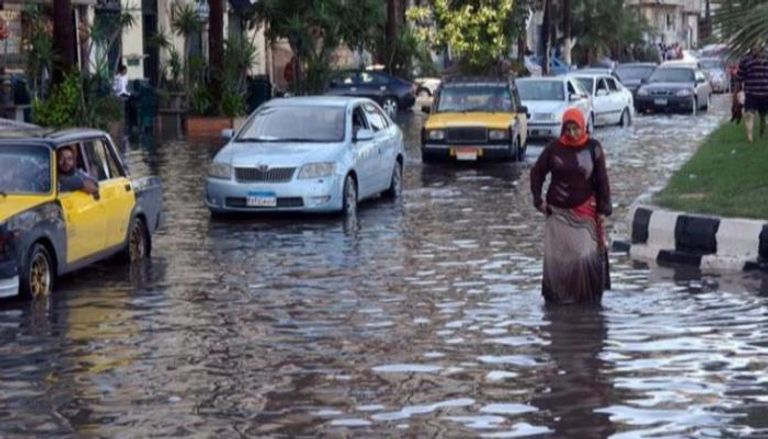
left=344, top=177, right=357, bottom=216
left=29, top=251, right=51, bottom=299
left=129, top=223, right=145, bottom=262
left=384, top=99, right=397, bottom=117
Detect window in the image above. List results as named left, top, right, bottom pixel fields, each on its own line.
left=606, top=78, right=619, bottom=92
left=363, top=103, right=388, bottom=131
left=360, top=72, right=387, bottom=85
left=567, top=81, right=577, bottom=97
left=82, top=139, right=123, bottom=181
left=352, top=106, right=369, bottom=134
left=596, top=79, right=609, bottom=94
left=237, top=106, right=346, bottom=143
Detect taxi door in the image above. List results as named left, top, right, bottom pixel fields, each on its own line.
left=57, top=143, right=107, bottom=264
left=82, top=137, right=136, bottom=249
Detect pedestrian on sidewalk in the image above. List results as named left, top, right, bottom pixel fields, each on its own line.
left=530, top=108, right=612, bottom=305
left=736, top=45, right=768, bottom=143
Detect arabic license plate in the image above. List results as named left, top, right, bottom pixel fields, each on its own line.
left=531, top=129, right=548, bottom=137
left=456, top=147, right=478, bottom=161
left=654, top=98, right=668, bottom=106
left=246, top=192, right=277, bottom=207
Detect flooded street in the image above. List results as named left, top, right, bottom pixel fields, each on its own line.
left=3, top=95, right=768, bottom=438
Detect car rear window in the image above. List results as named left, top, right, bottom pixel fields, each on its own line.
left=0, top=145, right=51, bottom=194
left=436, top=85, right=513, bottom=112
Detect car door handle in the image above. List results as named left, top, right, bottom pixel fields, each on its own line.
left=125, top=184, right=132, bottom=192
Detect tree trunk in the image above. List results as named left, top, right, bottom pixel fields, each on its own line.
left=562, top=0, right=572, bottom=65
left=53, top=0, right=76, bottom=85
left=541, top=0, right=550, bottom=75
left=209, top=0, right=224, bottom=111
left=386, top=0, right=405, bottom=73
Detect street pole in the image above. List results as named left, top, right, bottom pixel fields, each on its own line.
left=208, top=0, right=223, bottom=109
left=53, top=0, right=76, bottom=85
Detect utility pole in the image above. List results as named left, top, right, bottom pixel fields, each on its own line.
left=53, top=0, right=76, bottom=85
left=209, top=0, right=224, bottom=108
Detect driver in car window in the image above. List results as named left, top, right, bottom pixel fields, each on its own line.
left=57, top=146, right=98, bottom=195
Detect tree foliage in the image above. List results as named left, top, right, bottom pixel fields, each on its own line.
left=713, top=0, right=768, bottom=58
left=407, top=0, right=518, bottom=73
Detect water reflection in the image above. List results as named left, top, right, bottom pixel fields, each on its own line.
left=532, top=305, right=616, bottom=438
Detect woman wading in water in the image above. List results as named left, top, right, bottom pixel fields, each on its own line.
left=530, top=108, right=612, bottom=305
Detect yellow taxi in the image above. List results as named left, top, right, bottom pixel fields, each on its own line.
left=0, top=127, right=163, bottom=300
left=421, top=76, right=529, bottom=162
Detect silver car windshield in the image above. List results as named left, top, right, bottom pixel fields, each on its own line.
left=0, top=145, right=51, bottom=195
left=237, top=106, right=346, bottom=143
left=517, top=81, right=565, bottom=101
left=649, top=68, right=694, bottom=83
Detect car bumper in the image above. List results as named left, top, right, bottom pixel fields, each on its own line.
left=526, top=122, right=560, bottom=140
left=204, top=175, right=344, bottom=213
left=422, top=143, right=512, bottom=159
left=635, top=96, right=695, bottom=112
left=0, top=271, right=19, bottom=298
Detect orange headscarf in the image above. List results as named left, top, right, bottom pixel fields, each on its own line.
left=559, top=108, right=589, bottom=148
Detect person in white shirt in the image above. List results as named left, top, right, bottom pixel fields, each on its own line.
left=113, top=64, right=130, bottom=98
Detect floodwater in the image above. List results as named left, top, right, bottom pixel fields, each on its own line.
left=2, top=95, right=768, bottom=438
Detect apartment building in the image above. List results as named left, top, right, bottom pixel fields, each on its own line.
left=627, top=0, right=703, bottom=48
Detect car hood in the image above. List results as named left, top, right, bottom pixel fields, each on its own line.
left=641, top=82, right=694, bottom=91
left=424, top=112, right=518, bottom=130
left=521, top=100, right=568, bottom=115
left=215, top=142, right=345, bottom=167
left=0, top=196, right=49, bottom=222
left=621, top=79, right=643, bottom=88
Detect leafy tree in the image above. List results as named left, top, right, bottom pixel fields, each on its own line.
left=713, top=0, right=768, bottom=57
left=407, top=0, right=518, bottom=73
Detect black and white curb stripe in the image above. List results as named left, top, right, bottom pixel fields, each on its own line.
left=624, top=205, right=768, bottom=271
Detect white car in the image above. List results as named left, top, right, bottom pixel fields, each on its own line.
left=516, top=76, right=594, bottom=141
left=572, top=73, right=634, bottom=127
left=205, top=97, right=405, bottom=217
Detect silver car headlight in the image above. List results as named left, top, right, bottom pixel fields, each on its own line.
left=427, top=130, right=445, bottom=140
left=676, top=89, right=692, bottom=97
left=488, top=129, right=509, bottom=140
left=298, top=162, right=336, bottom=179
left=208, top=162, right=232, bottom=179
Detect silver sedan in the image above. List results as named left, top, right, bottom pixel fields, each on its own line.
left=204, top=97, right=406, bottom=217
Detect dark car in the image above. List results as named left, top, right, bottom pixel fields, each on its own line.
left=326, top=70, right=416, bottom=117
left=634, top=66, right=712, bottom=114
left=615, top=63, right=658, bottom=97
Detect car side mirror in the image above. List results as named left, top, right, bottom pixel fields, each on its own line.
left=221, top=128, right=235, bottom=140
left=355, top=128, right=374, bottom=142
left=421, top=105, right=431, bottom=114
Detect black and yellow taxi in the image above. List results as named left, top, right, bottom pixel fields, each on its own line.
left=421, top=76, right=529, bottom=163
left=0, top=126, right=163, bottom=300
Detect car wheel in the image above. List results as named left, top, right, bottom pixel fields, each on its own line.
left=342, top=174, right=357, bottom=217
left=123, top=217, right=150, bottom=263
left=382, top=97, right=398, bottom=117
left=619, top=108, right=632, bottom=127
left=691, top=98, right=697, bottom=115
left=421, top=150, right=441, bottom=164
left=515, top=137, right=526, bottom=161
left=703, top=94, right=711, bottom=112
left=384, top=161, right=403, bottom=199
left=21, top=243, right=53, bottom=300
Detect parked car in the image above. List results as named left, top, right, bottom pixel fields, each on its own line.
left=571, top=73, right=634, bottom=127
left=326, top=70, right=416, bottom=117
left=575, top=67, right=619, bottom=80
left=516, top=76, right=594, bottom=141
left=635, top=65, right=712, bottom=114
left=205, top=97, right=405, bottom=217
left=415, top=77, right=441, bottom=98
left=0, top=127, right=163, bottom=300
left=615, top=62, right=658, bottom=97
left=699, top=57, right=730, bottom=93
left=420, top=76, right=529, bottom=163
left=525, top=55, right=575, bottom=76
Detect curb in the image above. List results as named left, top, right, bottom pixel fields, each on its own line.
left=614, top=194, right=768, bottom=271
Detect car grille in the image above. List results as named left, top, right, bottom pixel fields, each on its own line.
left=225, top=197, right=304, bottom=208
left=234, top=167, right=296, bottom=183
left=650, top=89, right=675, bottom=96
left=445, top=127, right=487, bottom=144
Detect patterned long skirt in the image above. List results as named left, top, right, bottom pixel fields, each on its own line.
left=542, top=197, right=611, bottom=305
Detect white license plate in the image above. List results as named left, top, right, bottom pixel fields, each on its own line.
left=654, top=98, right=668, bottom=106
left=456, top=148, right=478, bottom=161
left=246, top=195, right=277, bottom=207
left=531, top=130, right=548, bottom=137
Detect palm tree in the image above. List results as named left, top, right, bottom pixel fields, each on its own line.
left=713, top=0, right=768, bottom=57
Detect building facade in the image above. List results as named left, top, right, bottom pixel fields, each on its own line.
left=627, top=0, right=703, bottom=49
